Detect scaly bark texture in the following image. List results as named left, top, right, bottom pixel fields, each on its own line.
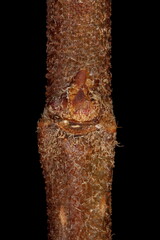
left=37, top=0, right=117, bottom=239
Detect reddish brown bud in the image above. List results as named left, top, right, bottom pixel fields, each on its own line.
left=74, top=69, right=87, bottom=87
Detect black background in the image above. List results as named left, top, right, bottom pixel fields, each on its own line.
left=3, top=1, right=157, bottom=239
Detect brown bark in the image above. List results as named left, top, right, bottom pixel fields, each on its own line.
left=37, top=0, right=117, bottom=239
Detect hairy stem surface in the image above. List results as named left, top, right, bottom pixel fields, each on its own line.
left=38, top=1, right=116, bottom=239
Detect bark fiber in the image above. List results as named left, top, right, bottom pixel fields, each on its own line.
left=37, top=0, right=117, bottom=239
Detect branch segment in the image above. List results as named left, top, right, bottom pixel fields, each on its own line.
left=45, top=0, right=112, bottom=101
left=38, top=1, right=116, bottom=239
